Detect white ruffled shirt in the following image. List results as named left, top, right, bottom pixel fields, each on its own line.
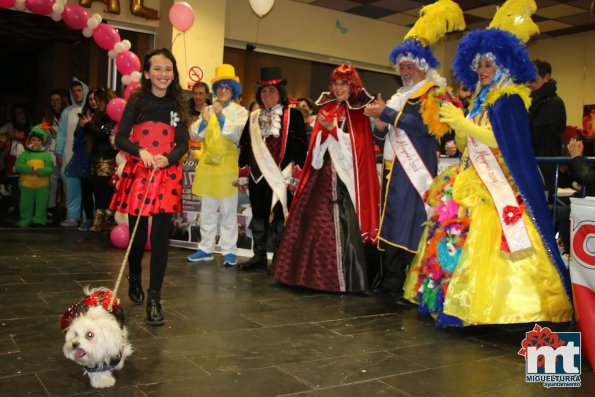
left=258, top=104, right=283, bottom=139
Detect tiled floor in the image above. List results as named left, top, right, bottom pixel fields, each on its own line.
left=0, top=228, right=593, bottom=396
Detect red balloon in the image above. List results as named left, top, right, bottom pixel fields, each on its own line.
left=62, top=4, right=90, bottom=30
left=116, top=51, right=141, bottom=77
left=0, top=0, right=16, bottom=9
left=124, top=82, right=141, bottom=100
left=169, top=2, right=195, bottom=32
left=107, top=98, right=127, bottom=123
left=110, top=224, right=129, bottom=249
left=25, top=0, right=52, bottom=15
left=93, top=23, right=121, bottom=51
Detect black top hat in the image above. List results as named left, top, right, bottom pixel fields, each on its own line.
left=257, top=66, right=287, bottom=86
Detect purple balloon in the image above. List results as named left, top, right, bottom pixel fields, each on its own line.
left=107, top=98, right=127, bottom=123
left=116, top=51, right=141, bottom=77
left=110, top=224, right=129, bottom=249
left=93, top=23, right=121, bottom=51
left=62, top=4, right=90, bottom=30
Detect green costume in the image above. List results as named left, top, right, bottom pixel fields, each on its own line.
left=15, top=124, right=54, bottom=227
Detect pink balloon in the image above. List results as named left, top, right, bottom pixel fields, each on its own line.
left=93, top=23, right=121, bottom=51
left=107, top=98, right=127, bottom=123
left=62, top=4, right=90, bottom=30
left=169, top=2, right=195, bottom=32
left=110, top=224, right=129, bottom=249
left=116, top=51, right=141, bottom=77
left=124, top=82, right=141, bottom=100
left=0, top=0, right=15, bottom=9
left=25, top=0, right=52, bottom=15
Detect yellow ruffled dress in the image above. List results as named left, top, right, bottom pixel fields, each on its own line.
left=443, top=140, right=573, bottom=325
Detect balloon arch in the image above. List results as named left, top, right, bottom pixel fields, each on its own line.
left=0, top=0, right=197, bottom=123
left=1, top=0, right=278, bottom=247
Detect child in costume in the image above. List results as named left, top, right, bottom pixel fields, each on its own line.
left=186, top=64, right=248, bottom=267
left=15, top=124, right=55, bottom=227
left=110, top=48, right=189, bottom=326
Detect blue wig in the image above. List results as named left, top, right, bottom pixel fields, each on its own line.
left=212, top=79, right=241, bottom=101
left=453, top=29, right=537, bottom=90
left=389, top=38, right=440, bottom=69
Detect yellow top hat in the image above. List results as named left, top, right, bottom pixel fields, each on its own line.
left=212, top=64, right=240, bottom=84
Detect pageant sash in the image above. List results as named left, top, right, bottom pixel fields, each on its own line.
left=249, top=111, right=291, bottom=217
left=389, top=127, right=433, bottom=215
left=467, top=136, right=532, bottom=253
left=327, top=127, right=356, bottom=211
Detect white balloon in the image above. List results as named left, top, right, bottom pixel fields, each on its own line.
left=91, top=13, right=102, bottom=24
left=87, top=18, right=99, bottom=29
left=249, top=0, right=275, bottom=17
left=121, top=75, right=132, bottom=85
left=52, top=3, right=64, bottom=14
left=107, top=49, right=117, bottom=59
left=130, top=71, right=142, bottom=83
left=82, top=27, right=94, bottom=38
left=114, top=211, right=128, bottom=226
left=50, top=12, right=62, bottom=22
left=114, top=42, right=125, bottom=54
left=121, top=40, right=131, bottom=51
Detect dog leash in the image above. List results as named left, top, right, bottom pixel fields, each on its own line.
left=109, top=167, right=157, bottom=311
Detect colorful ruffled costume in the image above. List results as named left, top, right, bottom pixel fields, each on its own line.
left=405, top=0, right=573, bottom=326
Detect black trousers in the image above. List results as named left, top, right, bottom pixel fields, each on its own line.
left=128, top=213, right=173, bottom=292
left=248, top=178, right=288, bottom=256
left=379, top=243, right=414, bottom=295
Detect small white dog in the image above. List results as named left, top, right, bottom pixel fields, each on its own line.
left=62, top=287, right=133, bottom=388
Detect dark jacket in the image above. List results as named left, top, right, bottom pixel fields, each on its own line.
left=571, top=156, right=595, bottom=196
left=529, top=80, right=566, bottom=192
left=529, top=80, right=566, bottom=157
left=84, top=112, right=117, bottom=162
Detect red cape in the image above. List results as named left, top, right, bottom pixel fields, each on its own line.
left=292, top=98, right=379, bottom=244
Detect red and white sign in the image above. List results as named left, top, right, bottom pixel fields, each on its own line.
left=188, top=66, right=204, bottom=83
left=569, top=197, right=595, bottom=370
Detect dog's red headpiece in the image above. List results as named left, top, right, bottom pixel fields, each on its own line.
left=61, top=289, right=120, bottom=331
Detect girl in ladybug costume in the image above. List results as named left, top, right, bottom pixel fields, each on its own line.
left=110, top=48, right=189, bottom=326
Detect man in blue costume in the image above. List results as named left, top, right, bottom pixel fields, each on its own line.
left=365, top=48, right=450, bottom=302
left=364, top=0, right=465, bottom=303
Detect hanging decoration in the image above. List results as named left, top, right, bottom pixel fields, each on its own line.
left=168, top=1, right=194, bottom=32
left=130, top=0, right=158, bottom=20
left=79, top=0, right=120, bottom=15
left=249, top=0, right=274, bottom=18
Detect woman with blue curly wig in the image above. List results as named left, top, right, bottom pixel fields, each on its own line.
left=434, top=0, right=572, bottom=326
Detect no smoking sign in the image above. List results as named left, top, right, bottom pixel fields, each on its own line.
left=188, top=66, right=204, bottom=83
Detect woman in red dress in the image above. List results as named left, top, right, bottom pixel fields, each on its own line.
left=272, top=65, right=379, bottom=293
left=110, top=48, right=189, bottom=325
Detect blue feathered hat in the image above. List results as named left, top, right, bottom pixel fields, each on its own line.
left=389, top=38, right=440, bottom=70
left=388, top=0, right=465, bottom=70
left=453, top=0, right=540, bottom=89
